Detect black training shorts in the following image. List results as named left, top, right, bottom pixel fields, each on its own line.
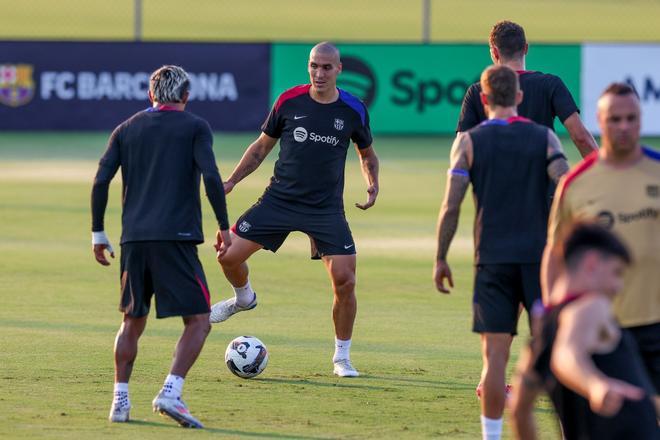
left=472, top=263, right=541, bottom=335
left=627, top=322, right=660, bottom=394
left=232, top=197, right=356, bottom=259
left=119, top=241, right=211, bottom=318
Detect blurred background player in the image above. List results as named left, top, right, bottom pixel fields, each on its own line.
left=542, top=83, right=660, bottom=399
left=433, top=64, right=569, bottom=440
left=510, top=222, right=659, bottom=440
left=209, top=42, right=379, bottom=377
left=456, top=20, right=598, bottom=158
left=91, top=65, right=231, bottom=428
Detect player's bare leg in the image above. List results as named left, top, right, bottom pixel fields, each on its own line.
left=170, top=313, right=211, bottom=376
left=110, top=314, right=147, bottom=422
left=114, top=315, right=148, bottom=383
left=479, top=333, right=513, bottom=439
left=153, top=313, right=211, bottom=429
left=322, top=254, right=359, bottom=377
left=210, top=233, right=262, bottom=323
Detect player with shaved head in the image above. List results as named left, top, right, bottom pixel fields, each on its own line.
left=209, top=42, right=379, bottom=378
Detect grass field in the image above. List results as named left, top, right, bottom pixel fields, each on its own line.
left=2, top=132, right=657, bottom=439
left=2, top=0, right=660, bottom=42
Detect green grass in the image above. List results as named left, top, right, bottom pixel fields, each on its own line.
left=2, top=0, right=660, bottom=42
left=1, top=134, right=658, bottom=439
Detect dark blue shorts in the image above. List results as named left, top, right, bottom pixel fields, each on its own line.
left=472, top=263, right=541, bottom=335
left=232, top=197, right=356, bottom=260
left=119, top=241, right=211, bottom=318
left=627, top=322, right=660, bottom=393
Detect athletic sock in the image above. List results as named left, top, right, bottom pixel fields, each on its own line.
left=113, top=382, right=130, bottom=408
left=162, top=374, right=185, bottom=399
left=233, top=281, right=255, bottom=307
left=333, top=338, right=352, bottom=362
left=480, top=415, right=503, bottom=440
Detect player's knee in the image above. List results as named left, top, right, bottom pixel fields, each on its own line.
left=185, top=314, right=211, bottom=335
left=483, top=338, right=510, bottom=365
left=333, top=272, right=356, bottom=296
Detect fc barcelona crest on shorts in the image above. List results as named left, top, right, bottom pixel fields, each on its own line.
left=334, top=118, right=344, bottom=130
left=0, top=64, right=35, bottom=107
left=238, top=221, right=251, bottom=233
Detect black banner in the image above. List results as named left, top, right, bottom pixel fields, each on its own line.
left=0, top=41, right=270, bottom=131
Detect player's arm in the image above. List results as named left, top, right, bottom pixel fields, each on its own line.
left=546, top=130, right=570, bottom=185
left=193, top=120, right=232, bottom=255
left=455, top=84, right=482, bottom=133
left=224, top=132, right=278, bottom=194
left=354, top=145, right=379, bottom=210
left=562, top=112, right=598, bottom=158
left=433, top=132, right=471, bottom=293
left=510, top=345, right=542, bottom=440
left=541, top=178, right=570, bottom=303
left=90, top=127, right=121, bottom=266
left=551, top=296, right=645, bottom=416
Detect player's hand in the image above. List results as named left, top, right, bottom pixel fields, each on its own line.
left=214, top=229, right=232, bottom=260
left=434, top=259, right=454, bottom=293
left=92, top=231, right=115, bottom=266
left=355, top=185, right=378, bottom=210
left=223, top=181, right=235, bottom=195
left=588, top=377, right=644, bottom=417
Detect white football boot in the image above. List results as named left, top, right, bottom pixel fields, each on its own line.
left=108, top=401, right=131, bottom=423
left=209, top=294, right=257, bottom=323
left=152, top=393, right=203, bottom=429
left=333, top=359, right=360, bottom=377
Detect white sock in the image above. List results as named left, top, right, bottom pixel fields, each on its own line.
left=333, top=338, right=351, bottom=362
left=233, top=281, right=255, bottom=307
left=480, top=415, right=503, bottom=440
left=162, top=374, right=184, bottom=399
left=113, top=382, right=130, bottom=407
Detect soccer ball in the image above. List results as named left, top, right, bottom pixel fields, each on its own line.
left=224, top=335, right=269, bottom=378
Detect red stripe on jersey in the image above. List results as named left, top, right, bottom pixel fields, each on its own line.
left=195, top=275, right=211, bottom=307
left=557, top=152, right=599, bottom=202
left=507, top=116, right=532, bottom=124
left=274, top=84, right=311, bottom=112
left=156, top=105, right=182, bottom=111
left=516, top=70, right=536, bottom=75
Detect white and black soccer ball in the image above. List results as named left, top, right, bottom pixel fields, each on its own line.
left=224, top=335, right=269, bottom=379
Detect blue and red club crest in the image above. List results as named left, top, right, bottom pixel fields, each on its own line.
left=0, top=64, right=35, bottom=107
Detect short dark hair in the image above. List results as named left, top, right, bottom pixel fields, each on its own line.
left=480, top=65, right=519, bottom=107
left=489, top=20, right=526, bottom=59
left=563, top=222, right=631, bottom=269
left=600, top=82, right=640, bottom=100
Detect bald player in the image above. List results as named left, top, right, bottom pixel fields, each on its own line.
left=209, top=42, right=379, bottom=378
left=542, top=83, right=660, bottom=397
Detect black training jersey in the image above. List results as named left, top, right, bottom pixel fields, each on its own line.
left=533, top=295, right=659, bottom=440
left=456, top=71, right=579, bottom=132
left=468, top=117, right=550, bottom=264
left=261, top=84, right=372, bottom=213
left=91, top=107, right=228, bottom=244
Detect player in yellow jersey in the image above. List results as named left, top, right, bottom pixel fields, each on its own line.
left=542, top=83, right=660, bottom=397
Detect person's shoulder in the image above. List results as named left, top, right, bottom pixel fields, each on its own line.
left=273, top=84, right=311, bottom=112
left=557, top=152, right=600, bottom=199
left=338, top=88, right=368, bottom=125
left=641, top=146, right=660, bottom=163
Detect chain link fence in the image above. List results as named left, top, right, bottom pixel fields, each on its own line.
left=2, top=0, right=660, bottom=42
